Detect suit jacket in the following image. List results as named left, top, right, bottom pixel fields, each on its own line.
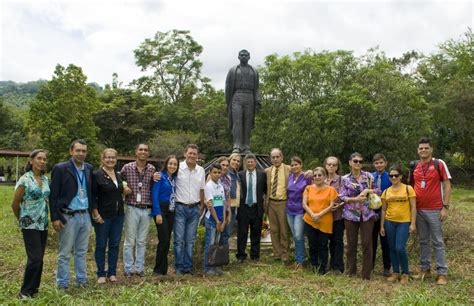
left=238, top=169, right=267, bottom=218
left=265, top=163, right=291, bottom=201
left=49, top=159, right=94, bottom=224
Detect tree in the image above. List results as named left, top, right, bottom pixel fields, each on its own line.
left=28, top=64, right=99, bottom=166
left=0, top=98, right=27, bottom=149
left=417, top=29, right=474, bottom=166
left=133, top=29, right=209, bottom=104
left=95, top=86, right=161, bottom=155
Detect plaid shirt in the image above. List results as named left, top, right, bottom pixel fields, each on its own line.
left=120, top=161, right=156, bottom=206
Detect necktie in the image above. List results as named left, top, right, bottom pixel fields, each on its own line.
left=247, top=171, right=254, bottom=207
left=271, top=166, right=279, bottom=197
left=377, top=175, right=382, bottom=190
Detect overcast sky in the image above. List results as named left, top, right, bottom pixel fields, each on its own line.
left=1, top=0, right=472, bottom=89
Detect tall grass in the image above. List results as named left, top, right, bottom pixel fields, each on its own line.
left=0, top=185, right=473, bottom=304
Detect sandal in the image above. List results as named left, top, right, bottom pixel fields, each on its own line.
left=109, top=275, right=118, bottom=283
left=97, top=277, right=107, bottom=284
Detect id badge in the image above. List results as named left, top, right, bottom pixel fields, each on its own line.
left=421, top=180, right=426, bottom=189
left=79, top=189, right=85, bottom=199
left=136, top=193, right=142, bottom=203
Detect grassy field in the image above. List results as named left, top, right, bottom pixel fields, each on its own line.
left=0, top=184, right=473, bottom=304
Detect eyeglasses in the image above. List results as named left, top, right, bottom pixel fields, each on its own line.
left=352, top=159, right=363, bottom=164
left=389, top=174, right=400, bottom=178
left=314, top=174, right=325, bottom=177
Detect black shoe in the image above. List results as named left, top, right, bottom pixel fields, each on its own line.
left=250, top=257, right=259, bottom=262
left=124, top=272, right=133, bottom=279
left=238, top=258, right=245, bottom=263
left=136, top=271, right=145, bottom=277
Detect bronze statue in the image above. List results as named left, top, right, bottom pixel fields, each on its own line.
left=225, top=49, right=261, bottom=154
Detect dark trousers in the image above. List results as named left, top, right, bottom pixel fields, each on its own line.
left=345, top=219, right=374, bottom=279
left=236, top=204, right=262, bottom=260
left=21, top=229, right=47, bottom=296
left=372, top=217, right=391, bottom=270
left=154, top=204, right=175, bottom=275
left=329, top=219, right=345, bottom=272
left=94, top=214, right=124, bottom=277
left=305, top=222, right=330, bottom=274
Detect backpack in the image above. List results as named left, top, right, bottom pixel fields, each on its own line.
left=407, top=159, right=442, bottom=186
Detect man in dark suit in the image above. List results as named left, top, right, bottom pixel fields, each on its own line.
left=50, top=139, right=94, bottom=289
left=236, top=154, right=267, bottom=262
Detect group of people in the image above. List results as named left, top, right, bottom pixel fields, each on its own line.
left=11, top=137, right=452, bottom=298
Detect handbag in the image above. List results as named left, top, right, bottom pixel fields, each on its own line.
left=207, top=231, right=229, bottom=266
left=367, top=175, right=382, bottom=210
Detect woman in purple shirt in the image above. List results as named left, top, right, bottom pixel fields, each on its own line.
left=323, top=156, right=345, bottom=274
left=339, top=152, right=379, bottom=280
left=286, top=156, right=312, bottom=270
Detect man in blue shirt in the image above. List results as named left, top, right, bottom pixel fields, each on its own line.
left=372, top=153, right=392, bottom=277
left=50, top=139, right=94, bottom=289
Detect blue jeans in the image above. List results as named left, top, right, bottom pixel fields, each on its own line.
left=94, top=215, right=124, bottom=277
left=57, top=212, right=91, bottom=288
left=203, top=217, right=218, bottom=272
left=287, top=214, right=306, bottom=264
left=416, top=210, right=448, bottom=275
left=221, top=207, right=237, bottom=245
left=173, top=204, right=199, bottom=273
left=384, top=220, right=410, bottom=274
left=123, top=206, right=150, bottom=274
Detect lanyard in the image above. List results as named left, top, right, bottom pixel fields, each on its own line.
left=420, top=160, right=432, bottom=179
left=135, top=165, right=146, bottom=190
left=71, top=160, right=85, bottom=187
left=167, top=174, right=176, bottom=194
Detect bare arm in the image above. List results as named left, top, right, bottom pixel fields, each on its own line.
left=380, top=198, right=387, bottom=236
left=11, top=185, right=25, bottom=220
left=409, top=196, right=417, bottom=233
left=440, top=179, right=451, bottom=221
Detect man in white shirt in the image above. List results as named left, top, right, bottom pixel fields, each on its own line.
left=173, top=144, right=206, bottom=276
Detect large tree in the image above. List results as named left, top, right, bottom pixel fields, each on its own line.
left=417, top=29, right=474, bottom=166
left=133, top=29, right=209, bottom=104
left=95, top=86, right=161, bottom=155
left=28, top=64, right=99, bottom=166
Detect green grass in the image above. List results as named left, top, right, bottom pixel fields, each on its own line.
left=1, top=185, right=473, bottom=304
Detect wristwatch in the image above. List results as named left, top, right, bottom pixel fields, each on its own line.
left=442, top=204, right=450, bottom=209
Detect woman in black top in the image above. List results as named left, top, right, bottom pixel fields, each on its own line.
left=92, top=148, right=124, bottom=284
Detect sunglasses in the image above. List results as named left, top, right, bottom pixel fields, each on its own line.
left=389, top=174, right=400, bottom=178
left=352, top=159, right=363, bottom=164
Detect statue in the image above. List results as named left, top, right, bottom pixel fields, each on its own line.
left=225, top=49, right=261, bottom=154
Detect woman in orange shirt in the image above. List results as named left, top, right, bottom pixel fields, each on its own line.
left=303, top=167, right=338, bottom=274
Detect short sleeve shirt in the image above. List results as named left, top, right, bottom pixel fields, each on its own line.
left=15, top=171, right=50, bottom=230
left=413, top=159, right=451, bottom=210
left=303, top=185, right=338, bottom=234
left=381, top=183, right=416, bottom=222
left=204, top=180, right=225, bottom=224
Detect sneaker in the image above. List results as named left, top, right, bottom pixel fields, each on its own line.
left=387, top=273, right=400, bottom=282
left=18, top=293, right=31, bottom=300
left=124, top=272, right=133, bottom=279
left=383, top=268, right=391, bottom=277
left=436, top=275, right=448, bottom=285
left=205, top=269, right=219, bottom=276
left=412, top=270, right=431, bottom=280
left=97, top=277, right=107, bottom=284
left=214, top=267, right=224, bottom=276
left=135, top=271, right=145, bottom=277
left=175, top=270, right=185, bottom=277
left=400, top=274, right=409, bottom=284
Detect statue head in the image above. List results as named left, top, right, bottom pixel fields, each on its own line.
left=238, top=49, right=250, bottom=65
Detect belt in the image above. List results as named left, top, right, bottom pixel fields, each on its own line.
left=235, top=89, right=253, bottom=94
left=61, top=208, right=88, bottom=216
left=176, top=202, right=200, bottom=208
left=269, top=198, right=286, bottom=202
left=127, top=204, right=151, bottom=209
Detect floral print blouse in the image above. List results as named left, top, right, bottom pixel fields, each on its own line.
left=15, top=171, right=50, bottom=230
left=339, top=171, right=379, bottom=222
